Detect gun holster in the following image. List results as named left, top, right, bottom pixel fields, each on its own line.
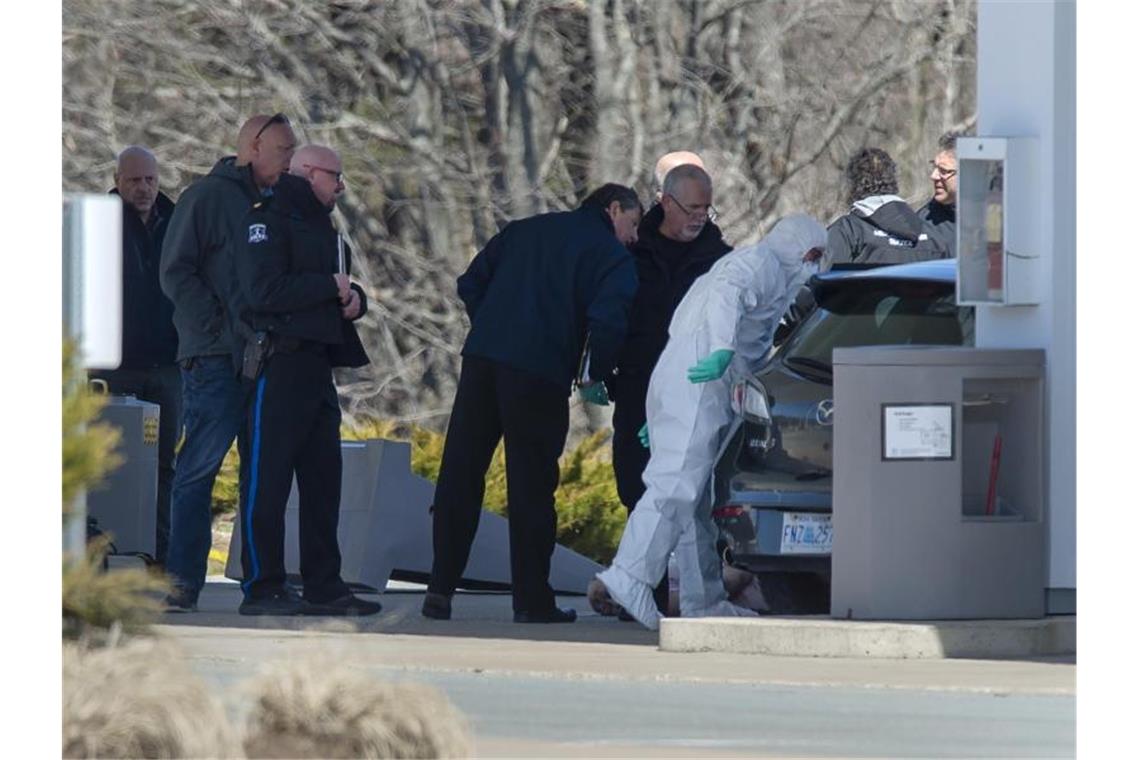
left=241, top=331, right=272, bottom=380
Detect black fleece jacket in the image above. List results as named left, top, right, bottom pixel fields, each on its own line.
left=616, top=203, right=731, bottom=377
left=160, top=157, right=263, bottom=362
left=233, top=173, right=369, bottom=369
left=827, top=195, right=946, bottom=265
left=110, top=188, right=178, bottom=368
left=918, top=198, right=957, bottom=258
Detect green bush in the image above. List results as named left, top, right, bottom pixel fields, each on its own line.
left=345, top=419, right=626, bottom=565
left=210, top=442, right=240, bottom=515
left=62, top=339, right=168, bottom=639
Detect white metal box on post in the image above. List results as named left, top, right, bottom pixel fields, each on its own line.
left=956, top=137, right=1040, bottom=306
left=62, top=194, right=123, bottom=561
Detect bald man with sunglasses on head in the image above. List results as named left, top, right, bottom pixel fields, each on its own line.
left=160, top=113, right=297, bottom=611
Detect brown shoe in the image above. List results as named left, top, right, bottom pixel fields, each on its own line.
left=587, top=578, right=622, bottom=617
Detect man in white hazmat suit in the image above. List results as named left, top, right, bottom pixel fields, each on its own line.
left=591, top=213, right=829, bottom=630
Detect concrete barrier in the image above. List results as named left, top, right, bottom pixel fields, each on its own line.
left=226, top=438, right=602, bottom=594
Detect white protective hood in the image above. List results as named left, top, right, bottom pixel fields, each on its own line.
left=666, top=212, right=828, bottom=373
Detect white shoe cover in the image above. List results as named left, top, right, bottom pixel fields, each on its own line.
left=596, top=567, right=662, bottom=631
left=687, top=599, right=760, bottom=618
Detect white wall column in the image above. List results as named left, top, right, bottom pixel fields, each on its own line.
left=975, top=0, right=1076, bottom=611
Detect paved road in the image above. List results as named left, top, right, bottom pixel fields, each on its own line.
left=163, top=580, right=1075, bottom=758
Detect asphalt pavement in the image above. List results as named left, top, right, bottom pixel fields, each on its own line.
left=156, top=578, right=1075, bottom=758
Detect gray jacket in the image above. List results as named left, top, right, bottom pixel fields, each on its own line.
left=160, top=157, right=263, bottom=362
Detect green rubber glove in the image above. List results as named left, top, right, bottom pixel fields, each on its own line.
left=638, top=422, right=650, bottom=448
left=687, top=349, right=735, bottom=384
left=578, top=382, right=610, bottom=406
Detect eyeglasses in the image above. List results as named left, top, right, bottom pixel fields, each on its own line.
left=929, top=160, right=957, bottom=180
left=253, top=112, right=290, bottom=141
left=666, top=193, right=718, bottom=223
left=309, top=165, right=344, bottom=183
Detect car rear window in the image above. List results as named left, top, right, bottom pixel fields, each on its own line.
left=783, top=281, right=974, bottom=369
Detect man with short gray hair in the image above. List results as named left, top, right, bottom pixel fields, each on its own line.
left=609, top=156, right=731, bottom=615
left=919, top=130, right=964, bottom=258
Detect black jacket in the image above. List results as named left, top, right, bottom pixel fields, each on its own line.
left=828, top=195, right=946, bottom=265
left=918, top=198, right=957, bottom=258
left=110, top=188, right=178, bottom=368
left=617, top=203, right=731, bottom=377
left=160, top=157, right=263, bottom=362
left=234, top=173, right=369, bottom=369
left=457, top=205, right=637, bottom=391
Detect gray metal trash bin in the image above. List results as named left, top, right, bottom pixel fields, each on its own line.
left=831, top=347, right=1045, bottom=620
left=88, top=395, right=160, bottom=557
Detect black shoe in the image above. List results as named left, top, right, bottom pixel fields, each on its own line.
left=164, top=592, right=197, bottom=613
left=304, top=593, right=382, bottom=617
left=421, top=592, right=452, bottom=620
left=239, top=587, right=311, bottom=616
left=513, top=607, right=577, bottom=624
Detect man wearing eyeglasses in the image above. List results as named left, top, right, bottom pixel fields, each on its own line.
left=608, top=157, right=731, bottom=615
left=160, top=112, right=297, bottom=611
left=918, top=130, right=964, bottom=258
left=227, top=144, right=377, bottom=616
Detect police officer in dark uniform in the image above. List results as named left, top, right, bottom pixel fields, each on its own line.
left=232, top=144, right=378, bottom=616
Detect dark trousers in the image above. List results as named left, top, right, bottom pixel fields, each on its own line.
left=611, top=369, right=671, bottom=614
left=239, top=348, right=350, bottom=603
left=165, top=355, right=247, bottom=600
left=428, top=355, right=570, bottom=613
left=611, top=371, right=651, bottom=511
left=89, top=365, right=182, bottom=564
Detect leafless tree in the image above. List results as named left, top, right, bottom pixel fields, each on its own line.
left=63, top=0, right=975, bottom=432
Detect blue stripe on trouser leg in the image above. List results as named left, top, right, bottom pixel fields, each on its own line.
left=241, top=375, right=267, bottom=594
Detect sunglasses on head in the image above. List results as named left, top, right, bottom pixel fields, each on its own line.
left=254, top=112, right=289, bottom=141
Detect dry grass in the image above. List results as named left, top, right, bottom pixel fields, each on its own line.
left=63, top=638, right=241, bottom=759
left=241, top=656, right=473, bottom=759
left=62, top=538, right=170, bottom=639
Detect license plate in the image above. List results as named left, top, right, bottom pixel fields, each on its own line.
left=779, top=512, right=833, bottom=554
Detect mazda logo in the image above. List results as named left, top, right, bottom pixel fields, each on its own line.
left=815, top=399, right=834, bottom=426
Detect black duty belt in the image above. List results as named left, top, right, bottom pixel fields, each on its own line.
left=272, top=335, right=329, bottom=355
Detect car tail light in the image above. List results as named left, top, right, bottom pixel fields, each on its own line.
left=713, top=505, right=747, bottom=519
left=733, top=378, right=772, bottom=423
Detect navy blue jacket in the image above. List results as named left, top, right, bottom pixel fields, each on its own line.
left=457, top=206, right=637, bottom=392
left=110, top=188, right=178, bottom=369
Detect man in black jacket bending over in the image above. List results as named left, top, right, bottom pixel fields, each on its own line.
left=232, top=144, right=378, bottom=616
left=91, top=146, right=179, bottom=565
left=610, top=157, right=731, bottom=613
left=423, top=184, right=642, bottom=624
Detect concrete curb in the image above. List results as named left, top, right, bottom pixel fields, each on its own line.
left=659, top=616, right=1075, bottom=659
